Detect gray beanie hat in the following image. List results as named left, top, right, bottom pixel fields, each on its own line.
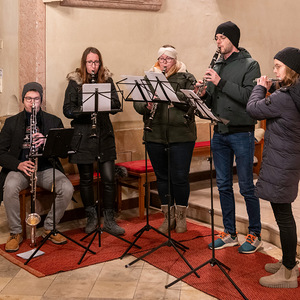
left=22, top=82, right=43, bottom=102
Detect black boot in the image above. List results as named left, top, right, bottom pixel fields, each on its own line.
left=85, top=206, right=98, bottom=234
left=103, top=209, right=125, bottom=236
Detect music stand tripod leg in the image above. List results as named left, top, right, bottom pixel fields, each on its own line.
left=25, top=157, right=96, bottom=265
left=165, top=122, right=248, bottom=300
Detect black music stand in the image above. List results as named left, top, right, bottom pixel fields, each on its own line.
left=116, top=74, right=199, bottom=278
left=78, top=85, right=140, bottom=265
left=165, top=90, right=248, bottom=300
left=25, top=128, right=96, bottom=265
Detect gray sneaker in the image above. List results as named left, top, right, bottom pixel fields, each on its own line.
left=265, top=261, right=299, bottom=276
left=208, top=231, right=239, bottom=250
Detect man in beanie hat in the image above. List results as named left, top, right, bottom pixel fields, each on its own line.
left=198, top=21, right=262, bottom=253
left=247, top=47, right=300, bottom=288
left=0, top=82, right=74, bottom=252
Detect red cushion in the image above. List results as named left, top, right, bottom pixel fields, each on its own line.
left=116, top=160, right=154, bottom=173
left=195, top=141, right=210, bottom=148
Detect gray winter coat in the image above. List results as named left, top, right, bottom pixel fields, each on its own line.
left=246, top=82, right=300, bottom=203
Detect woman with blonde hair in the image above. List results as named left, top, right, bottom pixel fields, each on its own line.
left=134, top=45, right=197, bottom=233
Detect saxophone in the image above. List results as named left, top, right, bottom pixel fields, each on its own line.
left=26, top=101, right=41, bottom=247
left=144, top=67, right=167, bottom=132
left=184, top=49, right=220, bottom=121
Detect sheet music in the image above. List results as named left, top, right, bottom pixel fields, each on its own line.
left=82, top=83, right=111, bottom=112
left=120, top=75, right=153, bottom=101
left=180, top=89, right=220, bottom=122
left=145, top=71, right=180, bottom=103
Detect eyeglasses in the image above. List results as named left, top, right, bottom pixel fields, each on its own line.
left=86, top=60, right=100, bottom=66
left=158, top=57, right=174, bottom=63
left=24, top=97, right=40, bottom=103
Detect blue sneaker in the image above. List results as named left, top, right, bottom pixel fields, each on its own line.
left=208, top=231, right=239, bottom=250
left=238, top=233, right=262, bottom=254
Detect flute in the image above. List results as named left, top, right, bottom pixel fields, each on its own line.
left=253, top=78, right=281, bottom=83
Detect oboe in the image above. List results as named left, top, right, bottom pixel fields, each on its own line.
left=90, top=70, right=97, bottom=138
left=184, top=49, right=220, bottom=121
left=144, top=67, right=167, bottom=132
left=25, top=101, right=41, bottom=248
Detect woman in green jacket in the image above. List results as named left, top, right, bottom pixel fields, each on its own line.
left=134, top=45, right=197, bottom=234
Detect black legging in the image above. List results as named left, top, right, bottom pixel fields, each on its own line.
left=77, top=160, right=116, bottom=210
left=271, top=202, right=297, bottom=270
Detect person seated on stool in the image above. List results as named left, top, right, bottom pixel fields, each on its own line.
left=134, top=45, right=197, bottom=233
left=247, top=47, right=300, bottom=288
left=0, top=82, right=74, bottom=252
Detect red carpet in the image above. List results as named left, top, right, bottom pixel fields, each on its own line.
left=1, top=213, right=300, bottom=299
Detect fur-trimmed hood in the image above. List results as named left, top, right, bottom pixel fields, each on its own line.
left=149, top=61, right=188, bottom=77
left=66, top=67, right=113, bottom=85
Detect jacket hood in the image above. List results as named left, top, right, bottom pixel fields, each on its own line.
left=288, top=81, right=300, bottom=112
left=149, top=61, right=188, bottom=77
left=66, top=67, right=112, bottom=85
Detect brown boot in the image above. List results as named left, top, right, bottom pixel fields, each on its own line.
left=43, top=230, right=67, bottom=245
left=158, top=205, right=175, bottom=234
left=5, top=233, right=23, bottom=252
left=259, top=263, right=298, bottom=288
left=175, top=205, right=187, bottom=233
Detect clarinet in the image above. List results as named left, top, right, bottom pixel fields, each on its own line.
left=144, top=67, right=167, bottom=132
left=184, top=49, right=220, bottom=121
left=26, top=101, right=41, bottom=248
left=90, top=70, right=97, bottom=138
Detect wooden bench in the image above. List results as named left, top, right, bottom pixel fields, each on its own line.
left=116, top=141, right=212, bottom=220
left=116, top=137, right=264, bottom=220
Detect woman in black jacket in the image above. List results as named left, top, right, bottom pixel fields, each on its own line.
left=63, top=47, right=124, bottom=235
left=247, top=47, right=300, bottom=288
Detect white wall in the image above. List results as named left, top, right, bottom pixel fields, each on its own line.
left=0, top=0, right=19, bottom=117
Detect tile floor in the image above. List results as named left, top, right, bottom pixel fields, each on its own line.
left=0, top=175, right=296, bottom=300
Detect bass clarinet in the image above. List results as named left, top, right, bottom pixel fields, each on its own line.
left=184, top=49, right=220, bottom=121
left=25, top=100, right=41, bottom=248
left=144, top=66, right=167, bottom=132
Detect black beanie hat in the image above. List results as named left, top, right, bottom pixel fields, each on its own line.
left=22, top=82, right=43, bottom=102
left=274, top=47, right=300, bottom=74
left=215, top=21, right=240, bottom=48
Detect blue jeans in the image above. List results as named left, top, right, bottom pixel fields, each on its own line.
left=211, top=132, right=261, bottom=235
left=146, top=141, right=195, bottom=206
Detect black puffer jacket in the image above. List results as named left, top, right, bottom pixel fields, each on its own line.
left=247, top=82, right=300, bottom=203
left=63, top=71, right=121, bottom=164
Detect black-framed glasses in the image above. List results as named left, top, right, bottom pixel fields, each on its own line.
left=24, top=97, right=41, bottom=103
left=86, top=60, right=100, bottom=66
left=158, top=57, right=174, bottom=63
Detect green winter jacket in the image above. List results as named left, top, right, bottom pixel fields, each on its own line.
left=205, top=48, right=261, bottom=134
left=134, top=68, right=197, bottom=144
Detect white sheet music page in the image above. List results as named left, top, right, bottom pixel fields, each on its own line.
left=121, top=75, right=153, bottom=101
left=145, top=71, right=180, bottom=103
left=82, top=83, right=111, bottom=112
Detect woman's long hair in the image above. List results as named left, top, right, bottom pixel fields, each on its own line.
left=78, top=47, right=106, bottom=84
left=278, top=66, right=300, bottom=88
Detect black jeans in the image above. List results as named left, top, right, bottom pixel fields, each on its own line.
left=146, top=141, right=195, bottom=206
left=77, top=160, right=116, bottom=210
left=271, top=202, right=297, bottom=269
